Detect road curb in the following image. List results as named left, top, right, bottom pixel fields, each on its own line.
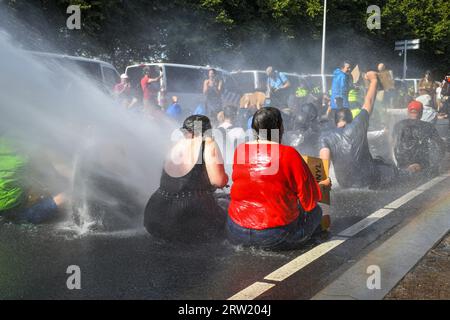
left=312, top=198, right=450, bottom=300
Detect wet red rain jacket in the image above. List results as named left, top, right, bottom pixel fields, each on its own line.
left=229, top=143, right=322, bottom=230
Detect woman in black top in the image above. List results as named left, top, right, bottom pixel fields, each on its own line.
left=144, top=115, right=228, bottom=243
left=203, top=69, right=223, bottom=118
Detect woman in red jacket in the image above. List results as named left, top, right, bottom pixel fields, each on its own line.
left=227, top=107, right=323, bottom=250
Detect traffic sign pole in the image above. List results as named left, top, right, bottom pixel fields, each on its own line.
left=394, top=39, right=420, bottom=80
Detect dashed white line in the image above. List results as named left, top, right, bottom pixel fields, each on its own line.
left=228, top=282, right=276, bottom=300
left=227, top=173, right=449, bottom=300
left=263, top=237, right=347, bottom=282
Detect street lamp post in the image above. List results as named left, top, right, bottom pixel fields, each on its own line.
left=320, top=0, right=327, bottom=94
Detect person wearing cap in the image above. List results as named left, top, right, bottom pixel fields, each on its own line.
left=392, top=100, right=446, bottom=177
left=114, top=73, right=137, bottom=109
left=266, top=66, right=291, bottom=108
left=319, top=71, right=397, bottom=189
left=144, top=115, right=228, bottom=243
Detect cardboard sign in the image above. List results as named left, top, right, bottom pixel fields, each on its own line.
left=302, top=155, right=330, bottom=205
left=378, top=70, right=395, bottom=91
left=351, top=65, right=361, bottom=84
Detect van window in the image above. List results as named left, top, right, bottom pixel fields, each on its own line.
left=164, top=66, right=206, bottom=93
left=73, top=60, right=102, bottom=83
left=103, top=66, right=120, bottom=89
left=126, top=65, right=160, bottom=92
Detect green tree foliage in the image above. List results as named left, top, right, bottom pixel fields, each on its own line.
left=0, top=0, right=448, bottom=77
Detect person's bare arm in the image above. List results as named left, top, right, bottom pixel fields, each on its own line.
left=204, top=138, right=229, bottom=188
left=320, top=147, right=331, bottom=161
left=362, top=71, right=379, bottom=115
left=147, top=75, right=162, bottom=83
left=217, top=80, right=223, bottom=94
left=281, top=80, right=291, bottom=90
left=319, top=147, right=332, bottom=187
left=203, top=80, right=209, bottom=95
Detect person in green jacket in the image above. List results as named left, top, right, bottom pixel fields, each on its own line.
left=0, top=135, right=67, bottom=224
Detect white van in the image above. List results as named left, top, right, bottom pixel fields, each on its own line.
left=28, top=51, right=120, bottom=93
left=125, top=63, right=240, bottom=114
left=231, top=70, right=332, bottom=93
left=230, top=70, right=329, bottom=104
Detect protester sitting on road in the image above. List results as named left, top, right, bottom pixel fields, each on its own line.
left=285, top=103, right=322, bottom=157
left=392, top=101, right=446, bottom=178
left=319, top=71, right=397, bottom=189
left=0, top=134, right=68, bottom=224
left=144, top=115, right=228, bottom=243
left=415, top=89, right=437, bottom=124
left=227, top=107, right=326, bottom=250
left=215, top=105, right=246, bottom=180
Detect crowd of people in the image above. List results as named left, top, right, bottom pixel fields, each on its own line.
left=1, top=61, right=450, bottom=251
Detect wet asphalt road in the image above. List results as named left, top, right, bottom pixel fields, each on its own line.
left=1, top=117, right=449, bottom=300
left=0, top=175, right=438, bottom=300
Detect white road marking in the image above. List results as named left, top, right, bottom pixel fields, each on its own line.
left=227, top=173, right=449, bottom=300
left=264, top=237, right=347, bottom=282
left=228, top=282, right=276, bottom=300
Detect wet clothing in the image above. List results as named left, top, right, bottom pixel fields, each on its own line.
left=319, top=109, right=396, bottom=189
left=2, top=197, right=58, bottom=224
left=227, top=205, right=322, bottom=250
left=229, top=143, right=322, bottom=230
left=0, top=138, right=58, bottom=224
left=286, top=127, right=321, bottom=157
left=0, top=137, right=28, bottom=211
left=331, top=68, right=351, bottom=109
left=393, top=119, right=446, bottom=174
left=144, top=141, right=225, bottom=243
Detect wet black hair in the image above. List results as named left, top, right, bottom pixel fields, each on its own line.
left=341, top=61, right=351, bottom=68
left=335, top=108, right=353, bottom=125
left=143, top=67, right=150, bottom=75
left=181, top=115, right=212, bottom=137
left=296, top=103, right=318, bottom=129
left=251, top=107, right=283, bottom=142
